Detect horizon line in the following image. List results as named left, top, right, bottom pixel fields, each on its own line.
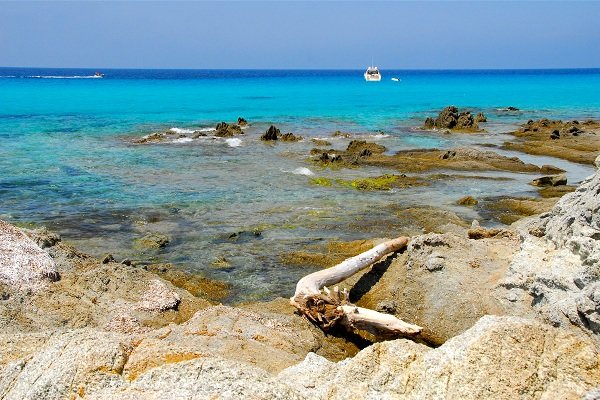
left=1, top=66, right=600, bottom=71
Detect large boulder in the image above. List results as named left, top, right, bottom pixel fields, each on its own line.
left=352, top=232, right=516, bottom=344
left=261, top=125, right=280, bottom=141
left=214, top=122, right=243, bottom=137
left=281, top=316, right=600, bottom=400
left=499, top=167, right=600, bottom=335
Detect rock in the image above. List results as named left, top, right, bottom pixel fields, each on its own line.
left=237, top=117, right=248, bottom=126
left=0, top=220, right=59, bottom=290
left=475, top=112, right=487, bottom=122
left=101, top=254, right=115, bottom=264
left=345, top=140, right=386, bottom=155
left=507, top=106, right=520, bottom=111
left=352, top=232, right=516, bottom=344
left=280, top=132, right=302, bottom=142
left=504, top=119, right=600, bottom=165
left=467, top=227, right=505, bottom=239
left=282, top=316, right=600, bottom=400
left=331, top=131, right=352, bottom=138
left=311, top=139, right=331, bottom=146
left=423, top=106, right=480, bottom=131
left=497, top=169, right=600, bottom=335
left=530, top=174, right=567, bottom=187
left=135, top=279, right=181, bottom=312
left=261, top=125, right=280, bottom=141
left=133, top=132, right=166, bottom=144
left=22, top=227, right=61, bottom=249
left=457, top=195, right=478, bottom=206
left=134, top=233, right=170, bottom=249
left=595, top=154, right=600, bottom=168
left=214, top=122, right=243, bottom=137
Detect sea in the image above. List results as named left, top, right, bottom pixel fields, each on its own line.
left=1, top=67, right=599, bottom=302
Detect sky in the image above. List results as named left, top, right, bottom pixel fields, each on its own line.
left=1, top=1, right=599, bottom=69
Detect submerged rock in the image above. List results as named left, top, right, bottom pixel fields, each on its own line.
left=134, top=233, right=170, bottom=249
left=457, top=195, right=478, bottom=206
left=279, top=132, right=303, bottom=142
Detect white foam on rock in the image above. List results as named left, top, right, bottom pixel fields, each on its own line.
left=292, top=167, right=314, bottom=176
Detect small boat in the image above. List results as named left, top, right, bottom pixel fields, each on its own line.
left=364, top=65, right=381, bottom=82
left=93, top=72, right=104, bottom=78
left=391, top=77, right=400, bottom=82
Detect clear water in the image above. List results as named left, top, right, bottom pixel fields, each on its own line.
left=1, top=67, right=599, bottom=302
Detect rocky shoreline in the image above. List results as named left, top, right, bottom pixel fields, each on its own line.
left=2, top=109, right=600, bottom=399
left=1, top=160, right=600, bottom=398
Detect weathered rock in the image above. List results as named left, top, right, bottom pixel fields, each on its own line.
left=0, top=220, right=59, bottom=291
left=237, top=117, right=248, bottom=126
left=133, top=233, right=170, bottom=249
left=475, top=112, right=487, bottom=122
left=352, top=232, right=516, bottom=344
left=345, top=140, right=386, bottom=155
left=457, top=195, right=478, bottom=206
left=530, top=173, right=567, bottom=187
left=280, top=132, right=302, bottom=142
left=423, top=106, right=480, bottom=131
left=498, top=168, right=600, bottom=336
left=262, top=125, right=280, bottom=141
left=135, top=279, right=181, bottom=312
left=503, top=119, right=600, bottom=165
left=311, top=138, right=331, bottom=146
left=214, top=122, right=243, bottom=137
left=282, top=316, right=600, bottom=400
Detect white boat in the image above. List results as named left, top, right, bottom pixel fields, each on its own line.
left=364, top=65, right=381, bottom=82
left=391, top=77, right=400, bottom=82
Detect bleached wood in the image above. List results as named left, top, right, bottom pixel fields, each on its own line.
left=290, top=236, right=422, bottom=339
left=292, top=237, right=408, bottom=298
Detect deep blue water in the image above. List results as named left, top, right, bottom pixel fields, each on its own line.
left=1, top=67, right=599, bottom=301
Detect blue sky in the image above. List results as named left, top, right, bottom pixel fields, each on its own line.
left=1, top=1, right=599, bottom=69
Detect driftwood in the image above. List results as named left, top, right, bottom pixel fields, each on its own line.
left=290, top=237, right=422, bottom=339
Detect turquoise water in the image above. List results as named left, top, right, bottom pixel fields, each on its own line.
left=1, top=68, right=599, bottom=302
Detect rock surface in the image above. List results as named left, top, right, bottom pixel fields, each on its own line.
left=0, top=220, right=58, bottom=290
left=503, top=119, right=600, bottom=164
left=282, top=316, right=600, bottom=400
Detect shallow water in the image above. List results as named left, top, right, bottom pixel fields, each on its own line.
left=1, top=68, right=599, bottom=302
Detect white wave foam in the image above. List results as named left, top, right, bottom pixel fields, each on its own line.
left=291, top=167, right=314, bottom=176
left=225, top=138, right=242, bottom=147
left=169, top=127, right=196, bottom=134
left=28, top=75, right=102, bottom=79
left=197, top=127, right=215, bottom=132
left=173, top=137, right=193, bottom=143
left=368, top=133, right=390, bottom=138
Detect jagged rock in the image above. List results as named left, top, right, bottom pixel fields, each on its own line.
left=0, top=220, right=59, bottom=290
left=475, top=112, right=487, bottom=122
left=345, top=140, right=386, bottom=155
left=280, top=132, right=302, bottom=142
left=423, top=106, right=480, bottom=131
left=530, top=174, right=567, bottom=187
left=261, top=125, right=280, bottom=141
left=498, top=168, right=600, bottom=335
left=214, top=122, right=243, bottom=137
left=281, top=316, right=600, bottom=400
left=237, top=117, right=248, bottom=126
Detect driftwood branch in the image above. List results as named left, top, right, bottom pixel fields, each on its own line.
left=290, top=237, right=422, bottom=339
